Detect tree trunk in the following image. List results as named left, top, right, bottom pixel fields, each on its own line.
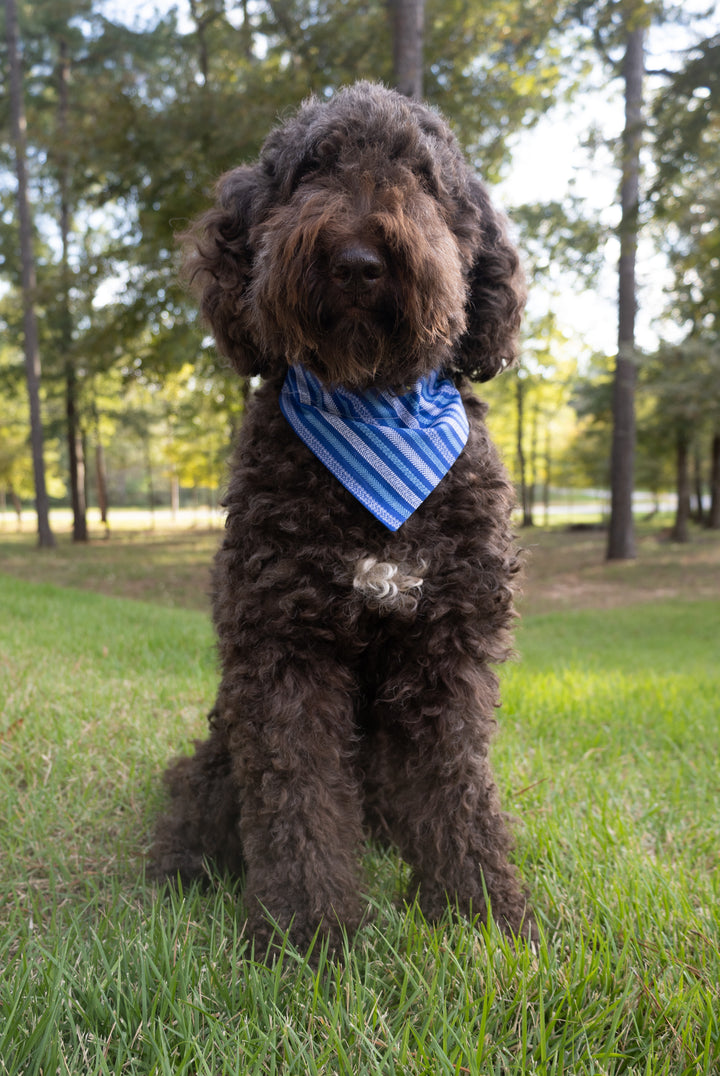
left=66, top=367, right=88, bottom=542
left=171, top=471, right=180, bottom=519
left=240, top=0, right=252, bottom=60
left=189, top=0, right=207, bottom=83
left=692, top=442, right=704, bottom=524
left=95, top=439, right=109, bottom=535
left=4, top=0, right=55, bottom=548
left=57, top=37, right=88, bottom=543
left=516, top=374, right=533, bottom=527
left=144, top=436, right=156, bottom=529
left=91, top=396, right=109, bottom=532
left=389, top=0, right=424, bottom=99
left=543, top=422, right=551, bottom=528
left=529, top=400, right=540, bottom=520
left=10, top=487, right=23, bottom=528
left=670, top=431, right=690, bottom=542
left=708, top=431, right=720, bottom=529
left=607, top=24, right=644, bottom=562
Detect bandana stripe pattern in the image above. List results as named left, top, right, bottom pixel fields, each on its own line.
left=279, top=364, right=470, bottom=531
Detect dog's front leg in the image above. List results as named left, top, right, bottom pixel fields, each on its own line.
left=221, top=657, right=365, bottom=955
left=369, top=648, right=535, bottom=942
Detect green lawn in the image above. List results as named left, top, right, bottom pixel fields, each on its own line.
left=1, top=543, right=718, bottom=1074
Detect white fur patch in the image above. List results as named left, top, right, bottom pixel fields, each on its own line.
left=353, top=556, right=425, bottom=613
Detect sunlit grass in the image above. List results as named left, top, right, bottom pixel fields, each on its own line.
left=1, top=571, right=718, bottom=1074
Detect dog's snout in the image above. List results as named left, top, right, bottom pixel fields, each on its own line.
left=330, top=245, right=385, bottom=291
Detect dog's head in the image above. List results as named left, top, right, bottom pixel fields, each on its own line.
left=182, top=81, right=524, bottom=390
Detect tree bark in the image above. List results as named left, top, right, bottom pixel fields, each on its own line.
left=607, top=24, right=644, bottom=561
left=692, top=442, right=704, bottom=524
left=516, top=373, right=533, bottom=527
left=58, top=37, right=88, bottom=542
left=9, top=488, right=22, bottom=527
left=529, top=400, right=540, bottom=521
left=171, top=471, right=180, bottom=519
left=91, top=396, right=109, bottom=532
left=4, top=0, right=55, bottom=548
left=144, top=435, right=156, bottom=529
left=66, top=368, right=88, bottom=542
left=670, top=431, right=690, bottom=542
left=543, top=422, right=551, bottom=528
left=389, top=0, right=424, bottom=99
left=708, top=431, right=720, bottom=529
left=95, top=440, right=109, bottom=533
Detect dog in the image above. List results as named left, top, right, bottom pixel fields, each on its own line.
left=152, top=81, right=534, bottom=953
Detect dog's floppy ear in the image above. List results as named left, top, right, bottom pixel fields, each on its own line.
left=180, top=165, right=269, bottom=377
left=453, top=175, right=525, bottom=382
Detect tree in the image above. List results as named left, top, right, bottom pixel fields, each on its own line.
left=390, top=0, right=424, bottom=98
left=650, top=33, right=720, bottom=338
left=640, top=339, right=720, bottom=541
left=606, top=15, right=645, bottom=561
left=1, top=2, right=191, bottom=537
left=0, top=392, right=33, bottom=525
left=0, top=0, right=608, bottom=533
left=56, top=32, right=88, bottom=541
left=561, top=1, right=694, bottom=554
left=709, top=431, right=720, bottom=530
left=3, top=0, right=55, bottom=547
left=650, top=33, right=720, bottom=531
left=563, top=5, right=720, bottom=555
left=518, top=315, right=578, bottom=527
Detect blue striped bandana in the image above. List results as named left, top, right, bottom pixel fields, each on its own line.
left=279, top=364, right=469, bottom=531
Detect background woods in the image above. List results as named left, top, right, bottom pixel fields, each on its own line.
left=1, top=0, right=718, bottom=549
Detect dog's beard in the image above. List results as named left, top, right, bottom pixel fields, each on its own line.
left=286, top=260, right=464, bottom=389
left=293, top=301, right=445, bottom=391
left=306, top=319, right=403, bottom=390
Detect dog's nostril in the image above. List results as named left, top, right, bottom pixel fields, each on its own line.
left=331, top=246, right=385, bottom=289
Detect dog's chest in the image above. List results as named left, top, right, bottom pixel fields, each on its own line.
left=222, top=379, right=507, bottom=617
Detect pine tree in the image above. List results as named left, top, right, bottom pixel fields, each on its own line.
left=607, top=19, right=645, bottom=561
left=4, top=0, right=55, bottom=547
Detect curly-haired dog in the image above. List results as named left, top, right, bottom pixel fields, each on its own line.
left=152, top=81, right=534, bottom=952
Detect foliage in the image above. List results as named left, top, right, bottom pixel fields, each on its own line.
left=483, top=312, right=582, bottom=523
left=0, top=0, right=719, bottom=528
left=513, top=197, right=610, bottom=287
left=0, top=350, right=66, bottom=502
left=650, top=32, right=720, bottom=337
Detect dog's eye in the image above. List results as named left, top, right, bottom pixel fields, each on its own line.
left=414, top=160, right=440, bottom=197
left=292, top=157, right=320, bottom=188
left=289, top=131, right=346, bottom=191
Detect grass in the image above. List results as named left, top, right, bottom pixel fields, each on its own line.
left=0, top=522, right=219, bottom=612
left=1, top=527, right=719, bottom=1074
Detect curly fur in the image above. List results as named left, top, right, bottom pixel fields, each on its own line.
left=152, top=81, right=534, bottom=953
left=352, top=557, right=425, bottom=614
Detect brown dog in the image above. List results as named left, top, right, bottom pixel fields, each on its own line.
left=152, top=82, right=534, bottom=953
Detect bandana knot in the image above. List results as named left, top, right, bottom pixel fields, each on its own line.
left=279, top=364, right=469, bottom=531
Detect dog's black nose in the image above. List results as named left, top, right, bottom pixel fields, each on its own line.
left=330, top=245, right=385, bottom=291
